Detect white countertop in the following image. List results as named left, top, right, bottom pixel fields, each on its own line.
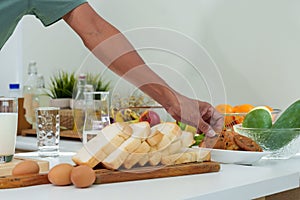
left=16, top=136, right=83, bottom=153
left=2, top=136, right=299, bottom=200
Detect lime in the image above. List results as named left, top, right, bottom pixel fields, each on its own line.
left=177, top=121, right=197, bottom=134
left=177, top=121, right=186, bottom=130
left=193, top=133, right=205, bottom=146
left=242, top=106, right=272, bottom=128
left=185, top=125, right=197, bottom=134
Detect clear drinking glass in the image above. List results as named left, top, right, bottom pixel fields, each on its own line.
left=0, top=98, right=18, bottom=163
left=35, top=107, right=60, bottom=157
left=83, top=91, right=110, bottom=144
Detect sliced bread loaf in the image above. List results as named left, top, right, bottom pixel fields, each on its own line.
left=102, top=122, right=151, bottom=170
left=141, top=122, right=182, bottom=166
left=123, top=141, right=151, bottom=169
left=72, top=122, right=132, bottom=168
left=161, top=148, right=211, bottom=165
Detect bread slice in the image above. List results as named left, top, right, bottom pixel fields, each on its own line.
left=72, top=122, right=132, bottom=168
left=180, top=131, right=195, bottom=147
left=101, top=137, right=141, bottom=169
left=161, top=148, right=211, bottom=166
left=148, top=148, right=162, bottom=166
left=161, top=139, right=182, bottom=156
left=138, top=153, right=149, bottom=167
left=154, top=122, right=182, bottom=150
left=129, top=121, right=151, bottom=140
left=123, top=141, right=151, bottom=169
left=160, top=130, right=194, bottom=157
left=102, top=122, right=151, bottom=170
left=146, top=130, right=163, bottom=147
left=137, top=123, right=182, bottom=167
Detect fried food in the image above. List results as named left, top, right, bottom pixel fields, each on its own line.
left=199, top=130, right=262, bottom=152
left=233, top=134, right=263, bottom=152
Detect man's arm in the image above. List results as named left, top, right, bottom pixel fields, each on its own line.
left=62, top=3, right=176, bottom=108
left=62, top=3, right=223, bottom=135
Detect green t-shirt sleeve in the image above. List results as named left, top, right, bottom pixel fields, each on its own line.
left=31, top=0, right=87, bottom=26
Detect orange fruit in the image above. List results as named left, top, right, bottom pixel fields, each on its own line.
left=232, top=104, right=255, bottom=124
left=232, top=106, right=238, bottom=113
left=215, top=104, right=233, bottom=113
left=232, top=104, right=254, bottom=113
left=234, top=115, right=245, bottom=124
left=215, top=104, right=234, bottom=127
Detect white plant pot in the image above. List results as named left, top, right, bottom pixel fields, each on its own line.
left=49, top=98, right=71, bottom=109
left=69, top=99, right=75, bottom=109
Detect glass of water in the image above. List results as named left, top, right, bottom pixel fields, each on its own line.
left=35, top=107, right=60, bottom=157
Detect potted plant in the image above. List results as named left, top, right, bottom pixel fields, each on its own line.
left=47, top=71, right=111, bottom=131
left=47, top=70, right=76, bottom=108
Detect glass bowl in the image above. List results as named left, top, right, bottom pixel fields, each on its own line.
left=224, top=109, right=281, bottom=130
left=233, top=124, right=300, bottom=159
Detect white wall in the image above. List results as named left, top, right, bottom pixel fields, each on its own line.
left=198, top=0, right=300, bottom=110
left=0, top=0, right=299, bottom=110
left=0, top=21, right=23, bottom=97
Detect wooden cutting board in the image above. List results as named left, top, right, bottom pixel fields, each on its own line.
left=94, top=161, right=220, bottom=184
left=0, top=162, right=220, bottom=189
left=0, top=157, right=49, bottom=177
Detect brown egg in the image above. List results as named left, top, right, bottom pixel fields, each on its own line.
left=71, top=165, right=96, bottom=188
left=48, top=163, right=74, bottom=186
left=12, top=160, right=40, bottom=176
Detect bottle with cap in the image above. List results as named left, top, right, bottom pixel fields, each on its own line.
left=82, top=84, right=97, bottom=143
left=9, top=83, right=21, bottom=98
left=73, top=73, right=87, bottom=135
left=33, top=74, right=49, bottom=107
left=22, top=61, right=38, bottom=125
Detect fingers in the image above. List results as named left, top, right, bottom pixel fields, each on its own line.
left=209, top=110, right=224, bottom=133
left=164, top=96, right=224, bottom=137
left=198, top=103, right=224, bottom=137
left=197, top=117, right=216, bottom=137
left=213, top=114, right=225, bottom=133
left=206, top=129, right=217, bottom=137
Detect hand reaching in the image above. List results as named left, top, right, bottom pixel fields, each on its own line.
left=164, top=94, right=224, bottom=137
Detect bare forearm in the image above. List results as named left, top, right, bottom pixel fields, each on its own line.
left=63, top=3, right=178, bottom=108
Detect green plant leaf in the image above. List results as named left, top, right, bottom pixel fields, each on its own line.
left=86, top=73, right=111, bottom=92
left=47, top=71, right=111, bottom=99
left=47, top=70, right=76, bottom=99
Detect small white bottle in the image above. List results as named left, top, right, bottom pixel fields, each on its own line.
left=82, top=84, right=96, bottom=144
left=22, top=61, right=38, bottom=125
left=34, top=74, right=49, bottom=107
left=73, top=73, right=87, bottom=135
left=8, top=83, right=21, bottom=98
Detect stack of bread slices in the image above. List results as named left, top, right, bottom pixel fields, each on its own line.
left=72, top=122, right=211, bottom=170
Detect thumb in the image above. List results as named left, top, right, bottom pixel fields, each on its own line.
left=205, top=128, right=217, bottom=137
left=198, top=119, right=216, bottom=137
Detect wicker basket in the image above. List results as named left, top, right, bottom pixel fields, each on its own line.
left=59, top=109, right=74, bottom=130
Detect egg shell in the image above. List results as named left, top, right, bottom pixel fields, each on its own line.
left=12, top=160, right=40, bottom=176
left=48, top=163, right=74, bottom=186
left=71, top=165, right=96, bottom=188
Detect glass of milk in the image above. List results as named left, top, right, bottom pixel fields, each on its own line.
left=0, top=98, right=18, bottom=163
